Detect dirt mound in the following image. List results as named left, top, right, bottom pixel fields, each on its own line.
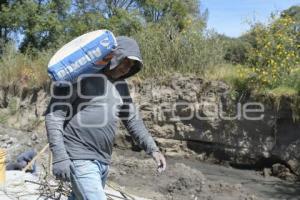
left=110, top=150, right=261, bottom=200
left=166, top=163, right=205, bottom=199
left=163, top=163, right=258, bottom=200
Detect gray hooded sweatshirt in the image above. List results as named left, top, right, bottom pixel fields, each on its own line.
left=45, top=36, right=159, bottom=164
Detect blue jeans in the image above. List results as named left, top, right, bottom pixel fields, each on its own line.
left=68, top=159, right=109, bottom=200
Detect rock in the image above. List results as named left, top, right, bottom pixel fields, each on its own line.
left=26, top=141, right=32, bottom=147
left=152, top=124, right=175, bottom=138
left=272, top=163, right=288, bottom=176
left=6, top=137, right=16, bottom=145
left=119, top=171, right=127, bottom=175
left=197, top=153, right=207, bottom=161
left=287, top=159, right=300, bottom=174
left=271, top=163, right=297, bottom=180
left=31, top=133, right=38, bottom=141
left=263, top=168, right=272, bottom=177
left=1, top=134, right=9, bottom=141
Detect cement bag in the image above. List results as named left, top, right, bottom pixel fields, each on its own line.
left=48, top=30, right=117, bottom=85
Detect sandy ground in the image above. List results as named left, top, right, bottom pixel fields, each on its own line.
left=2, top=146, right=300, bottom=200
left=109, top=148, right=300, bottom=200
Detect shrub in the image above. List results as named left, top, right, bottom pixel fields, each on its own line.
left=0, top=42, right=50, bottom=88
left=224, top=39, right=251, bottom=64
left=134, top=22, right=225, bottom=77
left=246, top=15, right=300, bottom=89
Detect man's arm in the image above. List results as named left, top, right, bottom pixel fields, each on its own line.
left=44, top=84, right=75, bottom=180
left=45, top=85, right=70, bottom=162
left=120, top=102, right=160, bottom=154
left=117, top=81, right=166, bottom=172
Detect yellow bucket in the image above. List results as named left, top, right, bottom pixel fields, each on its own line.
left=0, top=149, right=6, bottom=184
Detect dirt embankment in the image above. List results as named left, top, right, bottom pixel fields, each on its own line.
left=0, top=75, right=300, bottom=199
left=1, top=75, right=300, bottom=176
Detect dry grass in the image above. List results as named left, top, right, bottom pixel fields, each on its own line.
left=0, top=43, right=50, bottom=88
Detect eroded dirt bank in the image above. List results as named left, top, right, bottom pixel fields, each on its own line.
left=1, top=75, right=300, bottom=173
left=0, top=75, right=300, bottom=199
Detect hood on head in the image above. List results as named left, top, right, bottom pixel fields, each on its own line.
left=109, top=36, right=143, bottom=79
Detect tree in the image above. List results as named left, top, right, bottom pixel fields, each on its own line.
left=0, top=0, right=72, bottom=53
left=137, top=0, right=206, bottom=31
left=0, top=0, right=207, bottom=52
left=0, top=0, right=9, bottom=43
left=223, top=37, right=251, bottom=64
left=281, top=6, right=300, bottom=24
left=104, top=0, right=139, bottom=17
left=281, top=6, right=300, bottom=48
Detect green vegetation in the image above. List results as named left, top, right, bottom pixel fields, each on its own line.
left=225, top=7, right=300, bottom=119
left=8, top=97, right=19, bottom=115
left=135, top=22, right=225, bottom=77
left=0, top=0, right=218, bottom=87
left=0, top=1, right=299, bottom=117
left=0, top=42, right=50, bottom=88
left=0, top=113, right=8, bottom=124
left=245, top=15, right=299, bottom=89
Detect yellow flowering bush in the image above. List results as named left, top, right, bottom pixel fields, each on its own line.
left=247, top=15, right=300, bottom=89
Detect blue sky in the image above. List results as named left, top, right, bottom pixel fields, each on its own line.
left=201, top=0, right=300, bottom=37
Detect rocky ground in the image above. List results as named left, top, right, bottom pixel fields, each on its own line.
left=1, top=124, right=300, bottom=200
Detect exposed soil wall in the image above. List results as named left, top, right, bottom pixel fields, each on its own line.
left=0, top=75, right=299, bottom=177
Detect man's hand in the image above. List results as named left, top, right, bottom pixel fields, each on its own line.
left=52, top=159, right=72, bottom=181
left=151, top=151, right=166, bottom=173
